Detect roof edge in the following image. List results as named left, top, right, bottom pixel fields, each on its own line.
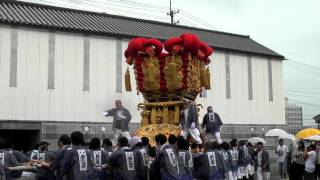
left=1, top=22, right=285, bottom=60
left=10, top=0, right=250, bottom=39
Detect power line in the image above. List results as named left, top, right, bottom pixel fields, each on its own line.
left=289, top=99, right=320, bottom=107
left=288, top=60, right=320, bottom=71
left=28, top=0, right=218, bottom=29
left=286, top=64, right=320, bottom=78
left=180, top=10, right=216, bottom=30
left=286, top=92, right=320, bottom=99
left=286, top=89, right=320, bottom=95
left=32, top=0, right=170, bottom=22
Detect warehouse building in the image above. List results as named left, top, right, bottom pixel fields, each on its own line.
left=0, top=0, right=285, bottom=150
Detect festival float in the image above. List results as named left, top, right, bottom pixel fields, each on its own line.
left=124, top=33, right=213, bottom=145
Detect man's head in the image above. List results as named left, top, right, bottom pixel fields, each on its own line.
left=118, top=137, right=129, bottom=148
left=316, top=141, right=320, bottom=149
left=58, top=135, right=71, bottom=148
left=89, top=137, right=101, bottom=149
left=191, top=142, right=200, bottom=154
left=103, top=138, right=113, bottom=148
left=207, top=106, right=213, bottom=113
left=129, top=136, right=142, bottom=148
left=168, top=134, right=177, bottom=145
left=279, top=139, right=284, bottom=146
left=71, top=131, right=84, bottom=146
left=39, top=141, right=50, bottom=151
left=238, top=140, right=246, bottom=147
left=155, top=133, right=167, bottom=146
left=257, top=142, right=264, bottom=151
left=141, top=137, right=149, bottom=147
left=115, top=100, right=122, bottom=108
left=221, top=142, right=230, bottom=151
left=176, top=136, right=188, bottom=150
left=182, top=101, right=188, bottom=109
left=308, top=144, right=316, bottom=151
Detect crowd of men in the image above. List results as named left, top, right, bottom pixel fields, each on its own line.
left=0, top=131, right=259, bottom=180
left=1, top=132, right=320, bottom=180
left=1, top=99, right=320, bottom=180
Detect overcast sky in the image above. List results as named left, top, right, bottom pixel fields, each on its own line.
left=30, top=0, right=320, bottom=126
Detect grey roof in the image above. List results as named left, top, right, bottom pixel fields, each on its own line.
left=313, top=114, right=320, bottom=122
left=0, top=0, right=284, bottom=59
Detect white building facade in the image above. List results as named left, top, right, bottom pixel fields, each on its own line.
left=0, top=0, right=285, bottom=150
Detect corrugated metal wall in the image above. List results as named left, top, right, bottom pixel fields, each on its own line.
left=0, top=25, right=285, bottom=125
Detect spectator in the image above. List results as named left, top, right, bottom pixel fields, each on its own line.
left=304, top=144, right=317, bottom=180
left=315, top=141, right=320, bottom=180
left=276, top=139, right=289, bottom=180
left=256, top=142, right=270, bottom=180
left=290, top=140, right=305, bottom=180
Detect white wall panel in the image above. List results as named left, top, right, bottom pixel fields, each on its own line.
left=0, top=26, right=285, bottom=125
left=0, top=26, right=11, bottom=120
left=50, top=33, right=64, bottom=121
left=38, top=31, right=50, bottom=121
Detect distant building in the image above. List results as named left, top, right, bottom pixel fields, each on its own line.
left=285, top=97, right=303, bottom=133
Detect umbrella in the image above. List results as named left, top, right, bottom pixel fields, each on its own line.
left=296, top=128, right=320, bottom=139
left=278, top=133, right=296, bottom=140
left=265, top=129, right=287, bottom=137
left=248, top=137, right=266, bottom=144
left=303, top=135, right=320, bottom=141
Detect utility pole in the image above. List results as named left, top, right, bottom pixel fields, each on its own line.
left=167, top=0, right=179, bottom=24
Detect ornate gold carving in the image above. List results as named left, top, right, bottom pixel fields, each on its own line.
left=187, top=57, right=201, bottom=92
left=142, top=57, right=160, bottom=91
left=164, top=56, right=183, bottom=91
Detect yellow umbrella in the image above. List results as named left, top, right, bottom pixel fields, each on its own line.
left=296, top=128, right=320, bottom=139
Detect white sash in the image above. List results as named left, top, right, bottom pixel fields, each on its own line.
left=125, top=152, right=135, bottom=170
left=77, top=149, right=88, bottom=171
left=166, top=149, right=177, bottom=167
left=93, top=151, right=102, bottom=166
left=0, top=153, right=4, bottom=165
left=38, top=153, right=45, bottom=161
left=207, top=152, right=217, bottom=167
